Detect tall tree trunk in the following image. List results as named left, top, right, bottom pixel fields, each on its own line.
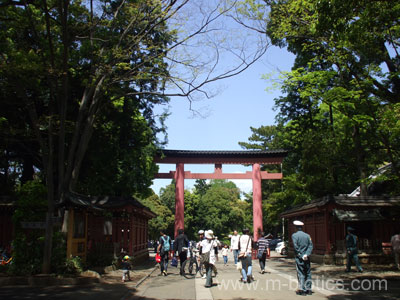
left=66, top=74, right=107, bottom=190
left=42, top=0, right=58, bottom=273
left=58, top=0, right=69, bottom=202
left=353, top=125, right=368, bottom=197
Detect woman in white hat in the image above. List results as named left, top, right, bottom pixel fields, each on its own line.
left=200, top=230, right=217, bottom=288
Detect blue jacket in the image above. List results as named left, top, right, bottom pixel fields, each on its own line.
left=292, top=230, right=313, bottom=259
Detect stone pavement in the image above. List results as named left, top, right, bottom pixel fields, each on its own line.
left=1, top=251, right=399, bottom=300
left=132, top=251, right=400, bottom=300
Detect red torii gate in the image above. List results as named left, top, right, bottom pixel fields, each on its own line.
left=154, top=149, right=287, bottom=241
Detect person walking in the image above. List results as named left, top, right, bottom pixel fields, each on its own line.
left=200, top=230, right=218, bottom=288
left=174, top=228, right=189, bottom=275
left=239, top=228, right=253, bottom=283
left=257, top=232, right=270, bottom=274
left=198, top=230, right=205, bottom=242
left=196, top=229, right=207, bottom=278
left=221, top=244, right=229, bottom=266
left=345, top=226, right=363, bottom=273
left=391, top=233, right=400, bottom=270
left=157, top=229, right=172, bottom=276
left=292, top=220, right=313, bottom=296
left=230, top=230, right=240, bottom=265
left=121, top=255, right=131, bottom=282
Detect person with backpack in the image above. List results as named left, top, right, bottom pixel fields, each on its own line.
left=157, top=229, right=172, bottom=276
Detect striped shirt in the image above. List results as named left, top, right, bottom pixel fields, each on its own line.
left=257, top=237, right=270, bottom=254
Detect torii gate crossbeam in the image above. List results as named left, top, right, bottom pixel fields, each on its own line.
left=154, top=149, right=288, bottom=241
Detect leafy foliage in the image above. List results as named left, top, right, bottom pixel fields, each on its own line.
left=9, top=232, right=67, bottom=275
left=145, top=180, right=252, bottom=241
left=237, top=0, right=400, bottom=228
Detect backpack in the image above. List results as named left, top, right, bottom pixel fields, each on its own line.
left=162, top=236, right=170, bottom=252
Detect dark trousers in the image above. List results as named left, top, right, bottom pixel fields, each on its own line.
left=259, top=252, right=267, bottom=271
left=295, top=257, right=312, bottom=292
left=160, top=252, right=169, bottom=273
left=178, top=251, right=187, bottom=274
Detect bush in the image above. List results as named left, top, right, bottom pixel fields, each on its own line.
left=8, top=231, right=68, bottom=275
left=64, top=256, right=84, bottom=274
left=9, top=233, right=43, bottom=275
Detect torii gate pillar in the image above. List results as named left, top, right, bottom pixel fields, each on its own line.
left=252, top=163, right=263, bottom=241
left=175, top=163, right=185, bottom=238
left=154, top=149, right=288, bottom=240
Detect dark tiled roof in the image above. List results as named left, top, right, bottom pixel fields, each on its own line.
left=154, top=149, right=288, bottom=164
left=64, top=192, right=155, bottom=217
left=281, top=195, right=400, bottom=217
left=156, top=149, right=288, bottom=157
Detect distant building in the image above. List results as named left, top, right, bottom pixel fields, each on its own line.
left=0, top=192, right=155, bottom=265
left=281, top=195, right=400, bottom=264
left=62, top=192, right=155, bottom=263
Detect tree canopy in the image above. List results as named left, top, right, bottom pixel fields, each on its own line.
left=143, top=179, right=252, bottom=242
left=1, top=0, right=269, bottom=273
left=237, top=0, right=400, bottom=228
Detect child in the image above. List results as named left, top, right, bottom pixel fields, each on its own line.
left=121, top=255, right=132, bottom=282
left=221, top=244, right=229, bottom=266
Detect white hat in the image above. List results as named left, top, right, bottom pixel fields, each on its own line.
left=293, top=220, right=304, bottom=226
left=198, top=230, right=204, bottom=234
left=205, top=230, right=214, bottom=239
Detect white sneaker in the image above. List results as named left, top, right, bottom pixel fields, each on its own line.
left=202, top=274, right=206, bottom=279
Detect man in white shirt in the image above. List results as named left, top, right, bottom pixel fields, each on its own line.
left=230, top=230, right=240, bottom=264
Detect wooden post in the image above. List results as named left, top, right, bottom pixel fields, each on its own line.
left=174, top=163, right=185, bottom=237
left=252, top=163, right=263, bottom=241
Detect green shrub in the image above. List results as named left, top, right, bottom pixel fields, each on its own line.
left=9, top=233, right=43, bottom=275
left=9, top=231, right=68, bottom=275
left=13, top=180, right=47, bottom=226
left=64, top=256, right=84, bottom=274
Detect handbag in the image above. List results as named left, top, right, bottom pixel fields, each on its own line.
left=200, top=251, right=210, bottom=264
left=236, top=260, right=242, bottom=270
left=200, top=240, right=214, bottom=264
left=155, top=253, right=161, bottom=263
left=238, top=235, right=251, bottom=259
left=171, top=256, right=178, bottom=267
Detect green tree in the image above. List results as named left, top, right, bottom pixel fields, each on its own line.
left=234, top=0, right=400, bottom=231
left=0, top=0, right=269, bottom=273
left=196, top=180, right=251, bottom=238
left=193, top=179, right=211, bottom=197
left=265, top=0, right=400, bottom=187
left=140, top=192, right=174, bottom=239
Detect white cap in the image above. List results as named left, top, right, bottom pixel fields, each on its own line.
left=205, top=230, right=214, bottom=239
left=293, top=220, right=304, bottom=226
left=198, top=230, right=204, bottom=234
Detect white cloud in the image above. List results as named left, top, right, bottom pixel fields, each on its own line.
left=231, top=179, right=252, bottom=194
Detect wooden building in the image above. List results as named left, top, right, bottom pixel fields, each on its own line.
left=281, top=195, right=400, bottom=264
left=63, top=192, right=155, bottom=263
left=0, top=193, right=155, bottom=265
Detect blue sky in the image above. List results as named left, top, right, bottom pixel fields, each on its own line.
left=151, top=46, right=295, bottom=195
